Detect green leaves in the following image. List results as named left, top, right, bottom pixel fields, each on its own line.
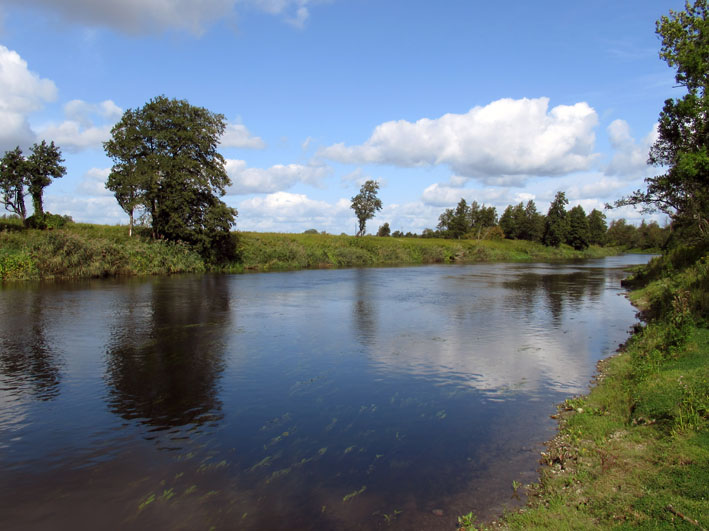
left=104, top=96, right=237, bottom=261
left=351, top=180, right=382, bottom=236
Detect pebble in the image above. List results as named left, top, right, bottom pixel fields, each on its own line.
left=432, top=509, right=444, bottom=516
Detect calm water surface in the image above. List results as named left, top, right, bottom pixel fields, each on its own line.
left=0, top=255, right=651, bottom=530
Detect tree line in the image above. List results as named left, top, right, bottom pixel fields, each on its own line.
left=367, top=191, right=669, bottom=251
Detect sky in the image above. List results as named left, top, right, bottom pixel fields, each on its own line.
left=0, top=0, right=686, bottom=234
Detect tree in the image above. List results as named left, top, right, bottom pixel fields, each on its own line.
left=543, top=191, right=569, bottom=247
left=105, top=108, right=145, bottom=237
left=520, top=200, right=544, bottom=242
left=350, top=180, right=382, bottom=236
left=104, top=96, right=237, bottom=260
left=614, top=1, right=709, bottom=238
left=26, top=141, right=65, bottom=218
left=587, top=209, right=608, bottom=246
left=499, top=204, right=516, bottom=238
left=606, top=219, right=641, bottom=248
left=377, top=222, right=391, bottom=237
left=0, top=147, right=29, bottom=221
left=566, top=205, right=590, bottom=250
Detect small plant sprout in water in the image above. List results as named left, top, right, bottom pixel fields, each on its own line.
left=457, top=511, right=477, bottom=530
left=512, top=480, right=521, bottom=493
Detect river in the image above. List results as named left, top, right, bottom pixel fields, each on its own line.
left=0, top=255, right=651, bottom=530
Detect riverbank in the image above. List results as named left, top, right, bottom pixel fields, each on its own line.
left=472, top=246, right=708, bottom=530
left=0, top=221, right=619, bottom=281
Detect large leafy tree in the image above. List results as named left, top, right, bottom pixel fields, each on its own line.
left=587, top=208, right=608, bottom=246
left=615, top=1, right=709, bottom=239
left=566, top=204, right=590, bottom=250
left=27, top=141, right=65, bottom=218
left=104, top=96, right=237, bottom=260
left=0, top=147, right=29, bottom=221
left=351, top=180, right=382, bottom=236
left=543, top=191, right=569, bottom=247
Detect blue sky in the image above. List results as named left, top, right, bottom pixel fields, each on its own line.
left=0, top=0, right=684, bottom=233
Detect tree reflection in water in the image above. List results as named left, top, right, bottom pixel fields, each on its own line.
left=104, top=275, right=231, bottom=429
left=0, top=289, right=61, bottom=401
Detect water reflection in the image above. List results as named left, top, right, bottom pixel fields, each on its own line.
left=0, top=289, right=61, bottom=401
left=104, top=276, right=230, bottom=428
left=352, top=268, right=378, bottom=346
left=0, top=256, right=653, bottom=530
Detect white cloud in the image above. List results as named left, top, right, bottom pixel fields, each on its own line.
left=76, top=167, right=112, bottom=197
left=567, top=175, right=627, bottom=201
left=226, top=159, right=332, bottom=194
left=0, top=45, right=57, bottom=151
left=36, top=99, right=123, bottom=153
left=44, top=195, right=125, bottom=225
left=4, top=0, right=325, bottom=34
left=220, top=122, right=266, bottom=149
left=604, top=120, right=658, bottom=179
left=421, top=182, right=520, bottom=208
left=320, top=97, right=599, bottom=183
left=237, top=191, right=350, bottom=232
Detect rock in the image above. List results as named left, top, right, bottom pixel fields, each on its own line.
left=432, top=509, right=444, bottom=516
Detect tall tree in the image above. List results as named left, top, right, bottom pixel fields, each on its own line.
left=499, top=204, right=516, bottom=239
left=566, top=204, right=590, bottom=250
left=587, top=209, right=608, bottom=246
left=614, top=1, right=709, bottom=239
left=377, top=222, right=391, bottom=237
left=520, top=200, right=544, bottom=242
left=350, top=180, right=382, bottom=236
left=27, top=141, right=65, bottom=218
left=0, top=147, right=29, bottom=221
left=543, top=191, right=569, bottom=247
left=104, top=96, right=237, bottom=260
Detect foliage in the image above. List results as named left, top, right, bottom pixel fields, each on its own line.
left=615, top=0, right=709, bottom=239
left=566, top=204, right=590, bottom=250
left=376, top=222, right=391, bottom=237
left=500, top=200, right=543, bottom=242
left=350, top=180, right=382, bottom=236
left=587, top=208, right=608, bottom=246
left=104, top=95, right=237, bottom=261
left=543, top=191, right=569, bottom=247
left=0, top=142, right=65, bottom=223
left=26, top=140, right=66, bottom=218
left=437, top=198, right=497, bottom=239
left=0, top=147, right=29, bottom=221
left=0, top=223, right=205, bottom=280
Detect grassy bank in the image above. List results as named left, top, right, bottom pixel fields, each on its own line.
left=230, top=231, right=614, bottom=271
left=472, top=247, right=709, bottom=530
left=0, top=220, right=619, bottom=281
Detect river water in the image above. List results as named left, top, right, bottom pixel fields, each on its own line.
left=0, top=255, right=651, bottom=530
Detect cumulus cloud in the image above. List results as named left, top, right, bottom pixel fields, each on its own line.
left=320, top=97, right=599, bottom=182
left=220, top=122, right=266, bottom=149
left=604, top=119, right=658, bottom=179
left=226, top=159, right=332, bottom=194
left=37, top=99, right=123, bottom=152
left=44, top=195, right=125, bottom=225
left=421, top=182, right=525, bottom=208
left=567, top=175, right=627, bottom=201
left=237, top=191, right=350, bottom=232
left=76, top=167, right=112, bottom=197
left=4, top=0, right=324, bottom=34
left=0, top=45, right=57, bottom=151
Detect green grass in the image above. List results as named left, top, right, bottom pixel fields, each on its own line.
left=0, top=222, right=619, bottom=281
left=478, top=246, right=709, bottom=530
left=0, top=222, right=205, bottom=280
left=235, top=232, right=616, bottom=272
